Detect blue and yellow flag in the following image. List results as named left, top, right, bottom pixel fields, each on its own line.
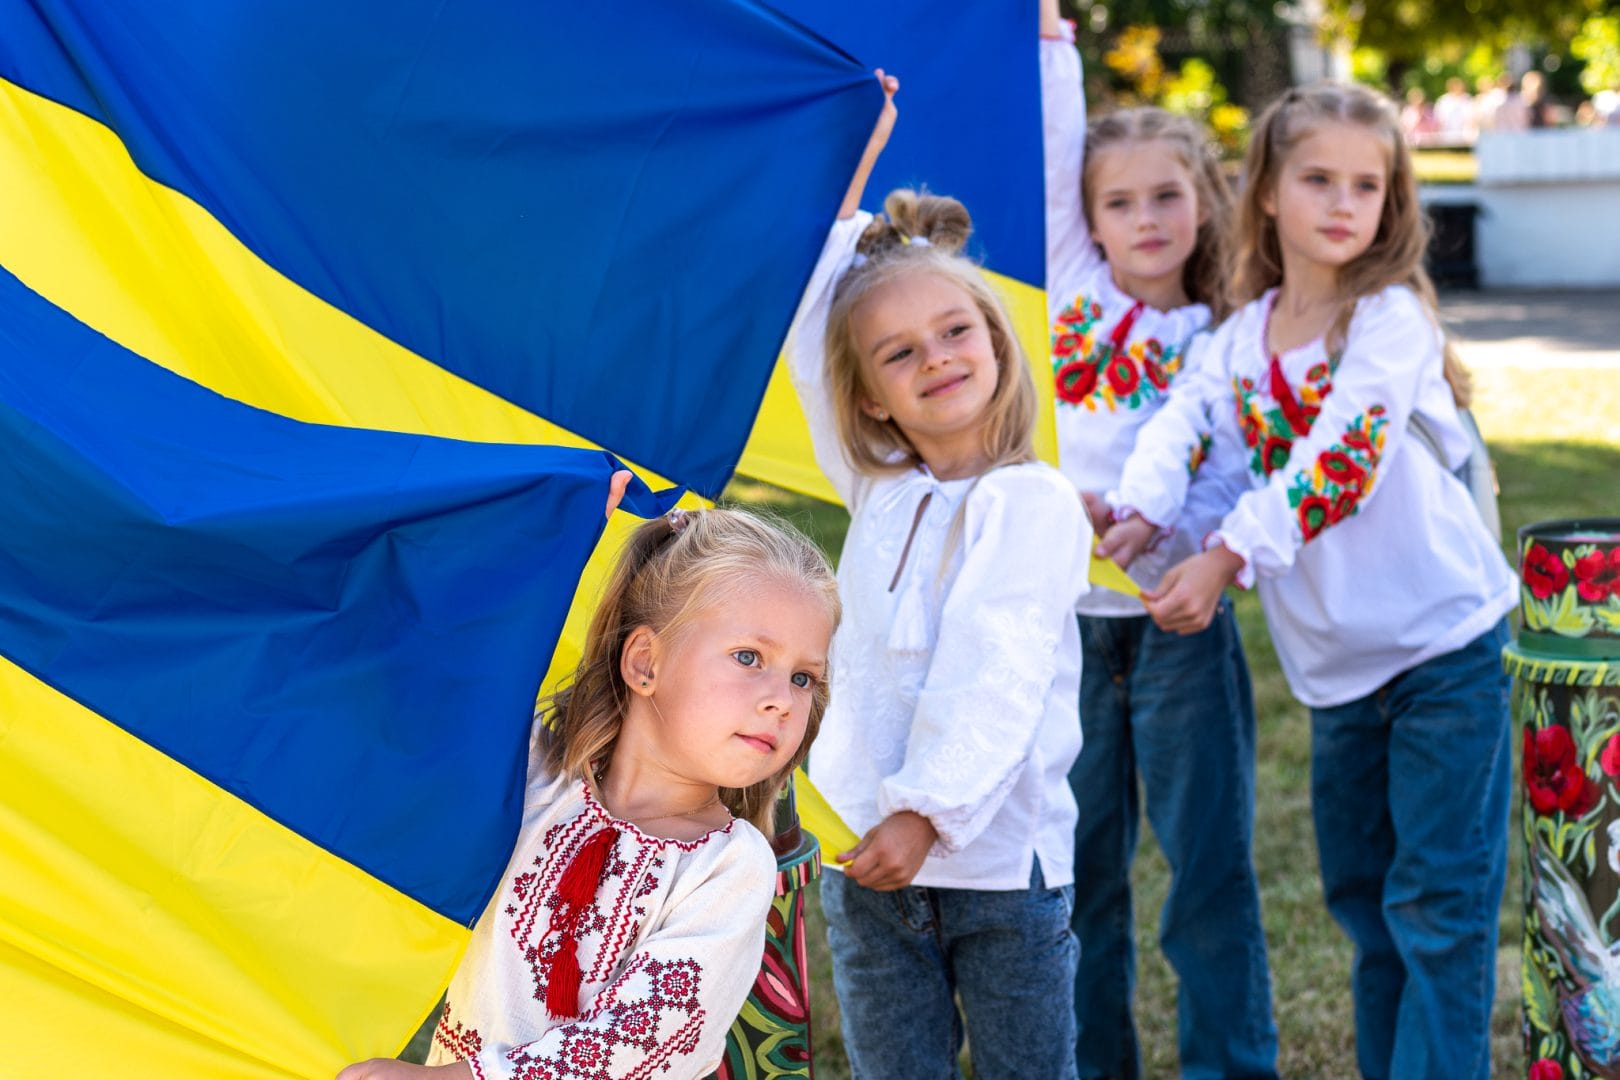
left=0, top=1, right=877, bottom=1075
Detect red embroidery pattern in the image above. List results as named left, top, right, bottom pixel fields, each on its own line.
left=432, top=1003, right=484, bottom=1061
left=1232, top=357, right=1335, bottom=477
left=500, top=954, right=710, bottom=1080
left=1285, top=406, right=1388, bottom=541
left=1050, top=294, right=1182, bottom=413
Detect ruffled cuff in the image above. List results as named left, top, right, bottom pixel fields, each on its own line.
left=1207, top=530, right=1255, bottom=590
left=1105, top=498, right=1174, bottom=553
left=878, top=767, right=1021, bottom=858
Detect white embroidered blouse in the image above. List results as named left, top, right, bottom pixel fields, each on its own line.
left=1042, top=30, right=1239, bottom=615
left=1113, top=285, right=1517, bottom=707
left=424, top=768, right=775, bottom=1080
left=786, top=214, right=1090, bottom=891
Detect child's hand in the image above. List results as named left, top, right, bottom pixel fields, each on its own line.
left=1141, top=546, right=1243, bottom=634
left=839, top=810, right=936, bottom=891
left=604, top=469, right=632, bottom=519
left=1039, top=0, right=1065, bottom=39
left=1079, top=491, right=1114, bottom=533
left=838, top=69, right=900, bottom=220
left=1095, top=515, right=1157, bottom=570
left=336, top=1060, right=472, bottom=1080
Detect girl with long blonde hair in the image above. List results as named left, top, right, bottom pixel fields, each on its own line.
left=1039, top=2, right=1278, bottom=1074
left=1106, top=80, right=1516, bottom=1079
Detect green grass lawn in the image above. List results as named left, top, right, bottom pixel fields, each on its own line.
left=724, top=368, right=1620, bottom=1078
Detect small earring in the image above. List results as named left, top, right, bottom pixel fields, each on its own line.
left=874, top=410, right=889, bottom=421
left=640, top=680, right=649, bottom=687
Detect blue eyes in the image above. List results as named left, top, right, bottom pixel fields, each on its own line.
left=732, top=649, right=816, bottom=689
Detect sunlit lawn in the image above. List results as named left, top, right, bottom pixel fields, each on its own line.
left=724, top=359, right=1619, bottom=1077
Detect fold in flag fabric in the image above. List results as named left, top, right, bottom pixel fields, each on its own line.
left=0, top=1, right=875, bottom=1075
left=736, top=1, right=1056, bottom=498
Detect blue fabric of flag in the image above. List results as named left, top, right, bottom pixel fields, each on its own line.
left=0, top=264, right=674, bottom=924
left=0, top=0, right=876, bottom=498
left=773, top=0, right=1044, bottom=287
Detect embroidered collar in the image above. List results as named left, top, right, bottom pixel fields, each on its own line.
left=577, top=779, right=737, bottom=851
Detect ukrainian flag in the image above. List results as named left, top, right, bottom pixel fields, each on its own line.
left=0, top=2, right=876, bottom=1075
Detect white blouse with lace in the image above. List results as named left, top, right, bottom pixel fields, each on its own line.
left=1112, top=285, right=1516, bottom=707
left=424, top=768, right=775, bottom=1080
left=785, top=215, right=1090, bottom=891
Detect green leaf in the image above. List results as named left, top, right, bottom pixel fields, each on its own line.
left=1552, top=586, right=1598, bottom=638
left=1525, top=946, right=1558, bottom=1034
left=1524, top=588, right=1553, bottom=631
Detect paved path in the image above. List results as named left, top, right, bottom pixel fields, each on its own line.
left=1440, top=288, right=1620, bottom=369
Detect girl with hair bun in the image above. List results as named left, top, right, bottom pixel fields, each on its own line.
left=1037, top=1, right=1279, bottom=1075
left=1111, top=79, right=1516, bottom=1079
left=338, top=501, right=840, bottom=1080
left=787, top=72, right=1092, bottom=1079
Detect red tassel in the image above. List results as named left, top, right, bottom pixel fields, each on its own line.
left=557, top=827, right=617, bottom=907
left=545, top=826, right=617, bottom=1018
left=547, top=935, right=583, bottom=1019
left=1269, top=353, right=1310, bottom=436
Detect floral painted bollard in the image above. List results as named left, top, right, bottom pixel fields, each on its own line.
left=712, top=786, right=821, bottom=1079
left=1514, top=518, right=1620, bottom=1079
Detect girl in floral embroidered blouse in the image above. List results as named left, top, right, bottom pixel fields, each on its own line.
left=787, top=71, right=1092, bottom=1080
left=1038, top=2, right=1278, bottom=1074
left=1103, top=83, right=1516, bottom=1079
left=337, top=506, right=839, bottom=1080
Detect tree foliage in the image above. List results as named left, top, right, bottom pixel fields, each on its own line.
left=1324, top=0, right=1617, bottom=63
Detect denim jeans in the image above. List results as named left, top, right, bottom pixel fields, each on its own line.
left=1071, top=601, right=1278, bottom=1080
left=1309, top=618, right=1512, bottom=1080
left=820, top=864, right=1079, bottom=1080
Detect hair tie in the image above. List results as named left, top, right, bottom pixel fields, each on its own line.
left=851, top=252, right=869, bottom=268
left=666, top=507, right=691, bottom=535
left=900, top=234, right=931, bottom=248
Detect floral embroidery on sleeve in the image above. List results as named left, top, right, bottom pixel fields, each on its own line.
left=1232, top=358, right=1335, bottom=477
left=1286, top=406, right=1388, bottom=541
left=1052, top=294, right=1181, bottom=412
left=1187, top=432, right=1213, bottom=476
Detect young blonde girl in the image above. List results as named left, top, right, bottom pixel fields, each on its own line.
left=1110, top=83, right=1516, bottom=1078
left=787, top=76, right=1091, bottom=1079
left=1038, top=4, right=1277, bottom=1076
left=338, top=506, right=839, bottom=1080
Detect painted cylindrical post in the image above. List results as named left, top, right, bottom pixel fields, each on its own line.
left=714, top=783, right=822, bottom=1079
left=1512, top=518, right=1620, bottom=1079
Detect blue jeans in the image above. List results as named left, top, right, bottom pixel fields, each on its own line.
left=821, top=865, right=1078, bottom=1080
left=1309, top=619, right=1512, bottom=1080
left=1071, top=601, right=1278, bottom=1080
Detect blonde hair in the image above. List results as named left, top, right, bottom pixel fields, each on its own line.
left=1232, top=83, right=1472, bottom=406
left=823, top=189, right=1038, bottom=477
left=537, top=508, right=840, bottom=834
left=1082, top=107, right=1236, bottom=320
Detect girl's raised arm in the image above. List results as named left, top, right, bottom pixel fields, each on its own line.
left=1041, top=4, right=1103, bottom=296
left=785, top=71, right=898, bottom=507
